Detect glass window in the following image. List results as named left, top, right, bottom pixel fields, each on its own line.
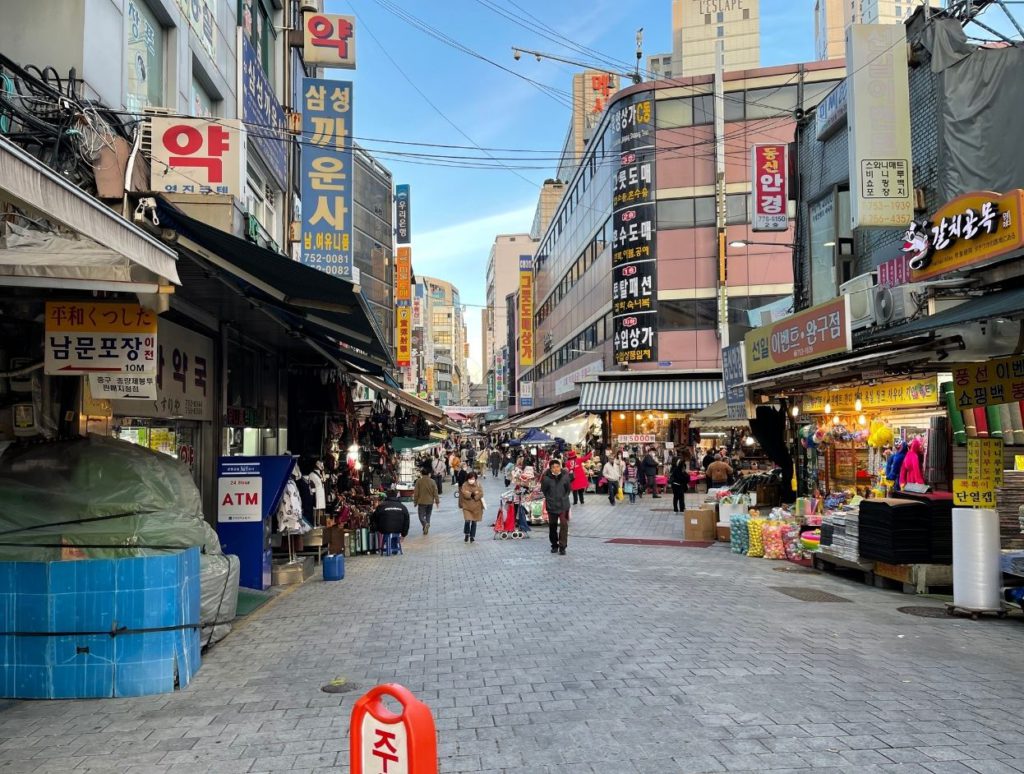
left=126, top=0, right=164, bottom=113
left=658, top=198, right=695, bottom=229
left=658, top=300, right=718, bottom=331
left=802, top=80, right=843, bottom=111
left=191, top=77, right=214, bottom=117
left=692, top=94, right=714, bottom=125
left=717, top=26, right=724, bottom=37
left=745, top=85, right=800, bottom=120
left=655, top=97, right=693, bottom=130
left=724, top=92, right=745, bottom=121
left=726, top=193, right=748, bottom=225
left=694, top=196, right=716, bottom=227
left=241, top=0, right=273, bottom=75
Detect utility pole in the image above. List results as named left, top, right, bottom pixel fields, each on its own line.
left=714, top=39, right=728, bottom=348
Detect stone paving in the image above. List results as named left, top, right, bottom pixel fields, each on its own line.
left=3, top=472, right=1024, bottom=773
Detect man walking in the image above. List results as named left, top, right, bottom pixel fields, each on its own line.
left=431, top=454, right=446, bottom=495
left=489, top=447, right=502, bottom=478
left=413, top=467, right=440, bottom=535
left=602, top=455, right=622, bottom=505
left=707, top=453, right=735, bottom=488
left=541, top=458, right=573, bottom=555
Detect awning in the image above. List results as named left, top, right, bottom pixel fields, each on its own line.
left=524, top=403, right=580, bottom=429
left=0, top=135, right=180, bottom=290
left=579, top=379, right=723, bottom=411
left=689, top=397, right=750, bottom=429
left=862, top=286, right=1024, bottom=342
left=354, top=373, right=444, bottom=421
left=488, top=405, right=550, bottom=433
left=157, top=201, right=392, bottom=369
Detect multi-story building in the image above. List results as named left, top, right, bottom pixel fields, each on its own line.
left=352, top=145, right=395, bottom=354
left=648, top=53, right=675, bottom=81
left=417, top=276, right=468, bottom=407
left=485, top=233, right=536, bottom=413
left=531, top=180, right=567, bottom=241
left=815, top=0, right=924, bottom=59
left=671, top=0, right=760, bottom=79
left=523, top=59, right=845, bottom=443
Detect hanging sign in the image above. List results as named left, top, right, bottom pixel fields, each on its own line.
left=395, top=184, right=411, bottom=244
left=751, top=143, right=789, bottom=232
left=240, top=34, right=287, bottom=190
left=350, top=684, right=437, bottom=774
left=396, top=304, right=412, bottom=368
left=617, top=434, right=656, bottom=445
left=951, top=354, right=1024, bottom=408
left=904, top=190, right=1024, bottom=282
left=90, top=374, right=158, bottom=401
left=303, top=11, right=356, bottom=68
left=150, top=116, right=245, bottom=196
left=722, top=343, right=749, bottom=419
left=953, top=479, right=998, bottom=509
left=968, top=438, right=1004, bottom=487
left=518, top=256, right=534, bottom=367
left=801, top=377, right=939, bottom=413
left=744, top=296, right=852, bottom=376
left=45, top=302, right=157, bottom=376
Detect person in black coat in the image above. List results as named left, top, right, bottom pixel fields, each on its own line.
left=641, top=448, right=661, bottom=498
left=669, top=458, right=689, bottom=513
left=540, top=459, right=573, bottom=555
left=371, top=490, right=410, bottom=539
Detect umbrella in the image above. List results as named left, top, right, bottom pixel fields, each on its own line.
left=520, top=428, right=554, bottom=444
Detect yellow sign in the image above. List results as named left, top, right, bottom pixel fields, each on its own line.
left=518, top=256, right=534, bottom=367
left=910, top=190, right=1024, bottom=282
left=953, top=479, right=998, bottom=509
left=46, top=302, right=157, bottom=334
left=801, top=378, right=940, bottom=413
left=744, top=296, right=851, bottom=376
left=967, top=438, right=1003, bottom=487
left=1016, top=455, right=1024, bottom=471
left=395, top=246, right=412, bottom=303
left=395, top=305, right=412, bottom=368
left=952, top=355, right=1024, bottom=408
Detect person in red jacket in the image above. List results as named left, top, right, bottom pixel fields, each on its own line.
left=565, top=448, right=594, bottom=506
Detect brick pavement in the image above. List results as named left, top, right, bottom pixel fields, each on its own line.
left=2, top=473, right=1024, bottom=773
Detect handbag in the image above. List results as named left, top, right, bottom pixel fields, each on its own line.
left=616, top=484, right=624, bottom=501
left=623, top=482, right=636, bottom=495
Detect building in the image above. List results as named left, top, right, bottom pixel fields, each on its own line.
left=531, top=180, right=567, bottom=240
left=522, top=59, right=844, bottom=444
left=485, top=233, right=536, bottom=413
left=671, top=0, right=760, bottom=79
left=815, top=0, right=924, bottom=59
left=417, top=276, right=468, bottom=407
left=352, top=145, right=396, bottom=355
left=648, top=53, right=675, bottom=80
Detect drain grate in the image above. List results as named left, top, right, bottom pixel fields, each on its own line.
left=772, top=565, right=815, bottom=574
left=321, top=678, right=359, bottom=694
left=605, top=538, right=713, bottom=548
left=770, top=586, right=852, bottom=603
left=897, top=606, right=950, bottom=618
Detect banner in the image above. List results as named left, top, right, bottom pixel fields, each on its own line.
left=722, top=344, right=748, bottom=419
left=611, top=91, right=658, bottom=365
left=395, top=184, right=411, bottom=244
left=751, top=144, right=788, bottom=232
left=518, top=255, right=534, bottom=367
left=801, top=378, right=939, bottom=413
left=952, top=354, right=1024, bottom=408
left=300, top=78, right=354, bottom=278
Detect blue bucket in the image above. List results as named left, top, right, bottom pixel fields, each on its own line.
left=323, top=553, right=345, bottom=581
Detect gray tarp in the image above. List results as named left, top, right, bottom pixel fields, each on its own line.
left=921, top=20, right=1024, bottom=201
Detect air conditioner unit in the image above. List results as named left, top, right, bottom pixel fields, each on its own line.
left=873, top=283, right=927, bottom=327
left=839, top=272, right=877, bottom=330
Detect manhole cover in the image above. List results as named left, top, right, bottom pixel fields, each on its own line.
left=770, top=586, right=852, bottom=603
left=772, top=565, right=815, bottom=574
left=898, top=606, right=950, bottom=618
left=321, top=678, right=358, bottom=694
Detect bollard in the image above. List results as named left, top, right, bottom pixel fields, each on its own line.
left=350, top=683, right=437, bottom=773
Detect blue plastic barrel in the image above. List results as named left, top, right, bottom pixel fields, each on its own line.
left=323, top=553, right=345, bottom=581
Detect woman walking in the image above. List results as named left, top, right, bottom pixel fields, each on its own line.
left=565, top=448, right=593, bottom=506
left=669, top=457, right=688, bottom=513
left=460, top=472, right=485, bottom=543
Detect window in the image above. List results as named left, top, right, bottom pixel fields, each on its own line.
left=717, top=11, right=724, bottom=22
left=658, top=300, right=718, bottom=331
left=724, top=93, right=746, bottom=122
left=694, top=196, right=716, bottom=227
left=658, top=198, right=695, bottom=230
left=743, top=8, right=750, bottom=19
left=801, top=80, right=843, bottom=112
left=745, top=85, right=800, bottom=120
left=125, top=0, right=165, bottom=113
left=728, top=295, right=788, bottom=327
left=241, top=0, right=274, bottom=75
left=191, top=77, right=214, bottom=117
left=726, top=193, right=749, bottom=225
left=655, top=95, right=713, bottom=129
left=717, top=26, right=724, bottom=37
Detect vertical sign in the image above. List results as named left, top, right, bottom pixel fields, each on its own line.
left=518, top=255, right=534, bottom=367
left=611, top=92, right=657, bottom=365
left=722, top=343, right=749, bottom=420
left=302, top=12, right=356, bottom=68
left=177, top=0, right=217, bottom=62
left=519, top=380, right=534, bottom=409
left=751, top=143, right=789, bottom=232
left=395, top=184, right=411, bottom=244
left=846, top=24, right=913, bottom=229
left=395, top=246, right=412, bottom=368
left=239, top=34, right=286, bottom=191
left=301, top=78, right=354, bottom=278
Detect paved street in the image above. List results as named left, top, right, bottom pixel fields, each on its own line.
left=3, top=473, right=1024, bottom=774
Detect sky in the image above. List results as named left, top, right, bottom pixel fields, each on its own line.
left=326, top=0, right=818, bottom=383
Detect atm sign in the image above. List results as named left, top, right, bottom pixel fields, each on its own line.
left=217, top=477, right=262, bottom=522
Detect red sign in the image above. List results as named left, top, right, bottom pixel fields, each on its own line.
left=149, top=116, right=244, bottom=196
left=751, top=143, right=789, bottom=232
left=303, top=12, right=356, bottom=68
left=877, top=254, right=911, bottom=288
left=351, top=684, right=437, bottom=774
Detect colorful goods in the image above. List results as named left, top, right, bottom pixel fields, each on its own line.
left=747, top=518, right=766, bottom=557
left=730, top=514, right=749, bottom=554
left=800, top=529, right=821, bottom=551
left=783, top=524, right=806, bottom=561
left=762, top=521, right=786, bottom=559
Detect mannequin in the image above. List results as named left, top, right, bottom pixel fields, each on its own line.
left=900, top=436, right=926, bottom=488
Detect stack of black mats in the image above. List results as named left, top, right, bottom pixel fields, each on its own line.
left=892, top=490, right=954, bottom=564
left=857, top=498, right=933, bottom=564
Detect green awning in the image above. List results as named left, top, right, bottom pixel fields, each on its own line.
left=391, top=437, right=437, bottom=452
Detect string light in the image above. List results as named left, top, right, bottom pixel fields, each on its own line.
left=858, top=414, right=867, bottom=426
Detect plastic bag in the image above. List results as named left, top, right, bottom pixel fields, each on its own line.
left=730, top=514, right=749, bottom=555
left=747, top=518, right=766, bottom=557
left=617, top=484, right=624, bottom=501
left=762, top=522, right=786, bottom=560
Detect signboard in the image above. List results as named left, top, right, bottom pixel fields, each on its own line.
left=846, top=25, right=914, bottom=228
left=744, top=296, right=852, bottom=376
left=952, top=354, right=1024, bottom=408
left=44, top=302, right=157, bottom=376
left=176, top=0, right=217, bottom=61
left=722, top=343, right=748, bottom=419
left=815, top=79, right=848, bottom=141
left=303, top=11, right=356, bottom=68
left=617, top=434, right=656, bottom=445
left=611, top=91, right=657, bottom=365
left=301, top=78, right=354, bottom=278
left=968, top=438, right=1004, bottom=487
left=443, top=406, right=494, bottom=415
left=519, top=380, right=533, bottom=409
left=518, top=255, right=534, bottom=367
left=802, top=377, right=939, bottom=413
left=395, top=247, right=412, bottom=303
left=90, top=374, right=157, bottom=401
left=581, top=71, right=618, bottom=139
left=905, top=190, right=1024, bottom=282
left=877, top=254, right=911, bottom=288
left=149, top=116, right=245, bottom=196
left=555, top=360, right=603, bottom=396
left=350, top=684, right=437, bottom=774
left=395, top=184, right=411, bottom=244
left=239, top=35, right=286, bottom=190
left=217, top=474, right=262, bottom=522
left=396, top=304, right=412, bottom=368
left=751, top=144, right=789, bottom=232
left=953, top=479, right=998, bottom=509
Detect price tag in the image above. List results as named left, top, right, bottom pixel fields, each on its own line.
left=953, top=478, right=998, bottom=508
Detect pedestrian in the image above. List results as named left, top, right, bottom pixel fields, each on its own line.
left=623, top=456, right=640, bottom=504
left=565, top=448, right=593, bottom=506
left=450, top=452, right=461, bottom=485
left=669, top=457, right=688, bottom=513
left=432, top=454, right=446, bottom=495
left=541, top=458, right=573, bottom=555
left=642, top=447, right=661, bottom=498
left=489, top=447, right=502, bottom=478
left=370, top=489, right=410, bottom=547
left=503, top=454, right=516, bottom=487
left=459, top=471, right=485, bottom=543
left=707, top=453, right=734, bottom=488
left=602, top=455, right=622, bottom=505
left=413, top=467, right=440, bottom=535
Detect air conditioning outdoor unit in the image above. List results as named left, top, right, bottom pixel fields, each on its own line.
left=839, top=272, right=877, bottom=330
left=873, top=283, right=927, bottom=327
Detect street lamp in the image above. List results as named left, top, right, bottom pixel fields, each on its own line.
left=728, top=240, right=797, bottom=249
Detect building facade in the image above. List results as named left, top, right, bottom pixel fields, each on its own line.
left=417, top=276, right=469, bottom=407
left=671, top=0, right=760, bottom=78
left=815, top=0, right=924, bottom=59
left=485, top=233, right=535, bottom=413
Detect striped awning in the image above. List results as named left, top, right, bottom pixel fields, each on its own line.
left=579, top=379, right=723, bottom=412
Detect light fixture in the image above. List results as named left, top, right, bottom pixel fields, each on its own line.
left=791, top=405, right=800, bottom=418
left=662, top=413, right=669, bottom=420
left=744, top=435, right=755, bottom=446
left=823, top=241, right=836, bottom=248
left=833, top=415, right=840, bottom=425
left=823, top=402, right=832, bottom=415
left=854, top=396, right=863, bottom=412
left=619, top=412, right=626, bottom=420
left=858, top=414, right=867, bottom=426
left=728, top=240, right=749, bottom=248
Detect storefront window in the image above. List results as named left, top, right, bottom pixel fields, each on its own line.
left=126, top=0, right=165, bottom=113
left=609, top=411, right=691, bottom=446
left=114, top=419, right=202, bottom=488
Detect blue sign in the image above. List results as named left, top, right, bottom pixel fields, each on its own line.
left=240, top=36, right=287, bottom=190
left=395, top=183, right=411, bottom=244
left=300, top=77, right=354, bottom=278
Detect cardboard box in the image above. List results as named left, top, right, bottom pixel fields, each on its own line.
left=716, top=524, right=731, bottom=542
left=684, top=508, right=717, bottom=542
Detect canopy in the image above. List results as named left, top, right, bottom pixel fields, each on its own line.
left=689, top=397, right=750, bottom=429
left=391, top=437, right=437, bottom=452
left=521, top=428, right=555, bottom=444
left=354, top=373, right=444, bottom=422
left=578, top=378, right=722, bottom=411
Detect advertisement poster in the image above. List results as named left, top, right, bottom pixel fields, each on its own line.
left=518, top=255, right=534, bottom=367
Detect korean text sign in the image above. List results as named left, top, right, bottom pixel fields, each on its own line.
left=150, top=116, right=245, bottom=196
left=301, top=78, right=354, bottom=278
left=518, top=255, right=534, bottom=367
left=722, top=344, right=748, bottom=419
left=240, top=35, right=287, bottom=190
left=802, top=378, right=939, bottom=413
left=395, top=247, right=412, bottom=303
left=350, top=684, right=437, bottom=774
left=303, top=11, right=356, bottom=68
left=951, top=354, right=1024, bottom=408
left=751, top=144, right=788, bottom=232
left=395, top=184, right=411, bottom=244
left=395, top=304, right=412, bottom=368
left=45, top=302, right=157, bottom=376
left=744, top=296, right=852, bottom=376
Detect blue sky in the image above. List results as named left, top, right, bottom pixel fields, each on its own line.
left=326, top=0, right=816, bottom=380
